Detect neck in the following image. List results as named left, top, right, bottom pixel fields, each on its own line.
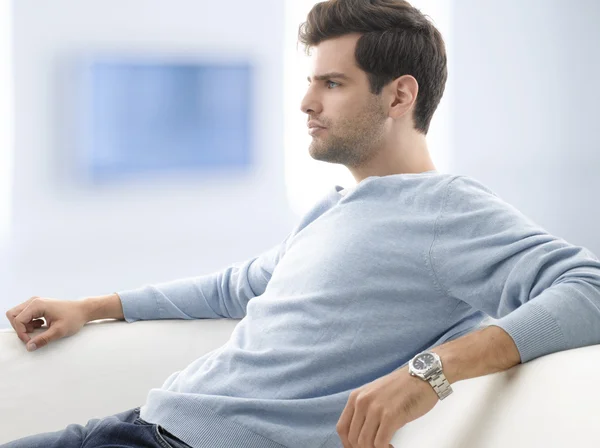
left=348, top=132, right=436, bottom=183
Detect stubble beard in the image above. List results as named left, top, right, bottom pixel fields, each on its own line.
left=308, top=99, right=387, bottom=169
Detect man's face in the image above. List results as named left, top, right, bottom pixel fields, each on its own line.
left=301, top=33, right=389, bottom=168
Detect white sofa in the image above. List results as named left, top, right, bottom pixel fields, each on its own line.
left=1, top=318, right=600, bottom=447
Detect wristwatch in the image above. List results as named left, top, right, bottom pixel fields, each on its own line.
left=408, top=351, right=453, bottom=400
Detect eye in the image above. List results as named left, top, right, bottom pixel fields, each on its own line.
left=326, top=80, right=340, bottom=89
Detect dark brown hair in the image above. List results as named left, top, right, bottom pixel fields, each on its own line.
left=298, top=0, right=447, bottom=135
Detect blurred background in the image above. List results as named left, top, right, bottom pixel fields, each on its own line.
left=1, top=0, right=599, bottom=329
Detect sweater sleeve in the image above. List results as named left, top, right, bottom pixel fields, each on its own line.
left=429, top=176, right=600, bottom=363
left=117, top=232, right=293, bottom=322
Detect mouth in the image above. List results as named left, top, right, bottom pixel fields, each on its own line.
left=308, top=127, right=327, bottom=136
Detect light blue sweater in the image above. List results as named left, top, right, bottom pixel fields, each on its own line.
left=118, top=171, right=600, bottom=448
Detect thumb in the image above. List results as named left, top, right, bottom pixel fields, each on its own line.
left=27, top=325, right=64, bottom=352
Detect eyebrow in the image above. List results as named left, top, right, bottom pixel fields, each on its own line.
left=307, top=72, right=351, bottom=83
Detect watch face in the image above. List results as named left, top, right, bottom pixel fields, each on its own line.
left=413, top=353, right=436, bottom=371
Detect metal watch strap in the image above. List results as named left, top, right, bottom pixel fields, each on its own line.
left=427, top=369, right=453, bottom=400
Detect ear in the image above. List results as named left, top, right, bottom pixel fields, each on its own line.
left=387, top=75, right=419, bottom=120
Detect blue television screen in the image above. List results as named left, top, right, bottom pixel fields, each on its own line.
left=81, top=59, right=253, bottom=180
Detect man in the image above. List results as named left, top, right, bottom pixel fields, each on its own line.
left=5, top=0, right=600, bottom=447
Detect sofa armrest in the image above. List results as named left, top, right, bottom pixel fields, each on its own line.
left=389, top=343, right=600, bottom=447
left=0, top=318, right=240, bottom=444
left=2, top=319, right=600, bottom=447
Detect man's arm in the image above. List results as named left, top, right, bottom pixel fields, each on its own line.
left=430, top=176, right=600, bottom=364
left=83, top=293, right=125, bottom=322
left=108, top=188, right=340, bottom=324
left=431, top=324, right=520, bottom=384
left=112, top=234, right=293, bottom=323
left=335, top=323, right=522, bottom=447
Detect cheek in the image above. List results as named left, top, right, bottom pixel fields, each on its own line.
left=325, top=96, right=364, bottom=129
left=326, top=95, right=352, bottom=117
left=329, top=107, right=356, bottom=128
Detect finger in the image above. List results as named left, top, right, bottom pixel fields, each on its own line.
left=6, top=297, right=38, bottom=329
left=27, top=325, right=64, bottom=352
left=12, top=317, right=31, bottom=344
left=358, top=414, right=379, bottom=448
left=14, top=301, right=46, bottom=344
left=348, top=405, right=367, bottom=447
left=337, top=402, right=355, bottom=448
left=375, top=416, right=399, bottom=448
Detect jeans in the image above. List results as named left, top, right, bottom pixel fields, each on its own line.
left=1, top=406, right=193, bottom=448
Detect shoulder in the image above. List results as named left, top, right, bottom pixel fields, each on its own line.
left=445, top=175, right=499, bottom=199
left=442, top=174, right=508, bottom=212
left=440, top=175, right=544, bottom=233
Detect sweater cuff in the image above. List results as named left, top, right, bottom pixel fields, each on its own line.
left=488, top=300, right=567, bottom=363
left=117, top=286, right=159, bottom=323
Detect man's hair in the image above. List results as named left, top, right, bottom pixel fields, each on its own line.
left=298, top=0, right=447, bottom=135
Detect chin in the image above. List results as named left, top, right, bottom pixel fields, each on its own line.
left=308, top=144, right=321, bottom=159
left=308, top=146, right=328, bottom=162
left=309, top=150, right=340, bottom=165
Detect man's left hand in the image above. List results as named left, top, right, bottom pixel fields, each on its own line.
left=336, top=365, right=440, bottom=448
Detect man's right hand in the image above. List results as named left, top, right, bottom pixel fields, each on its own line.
left=5, top=296, right=89, bottom=352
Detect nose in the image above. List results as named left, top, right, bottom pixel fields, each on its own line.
left=300, top=87, right=322, bottom=116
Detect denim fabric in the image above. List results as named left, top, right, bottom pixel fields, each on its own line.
left=1, top=406, right=192, bottom=448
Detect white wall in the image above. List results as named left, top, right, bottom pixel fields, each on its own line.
left=451, top=0, right=600, bottom=256
left=0, top=0, right=13, bottom=244
left=4, top=0, right=600, bottom=329
left=1, top=0, right=296, bottom=328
